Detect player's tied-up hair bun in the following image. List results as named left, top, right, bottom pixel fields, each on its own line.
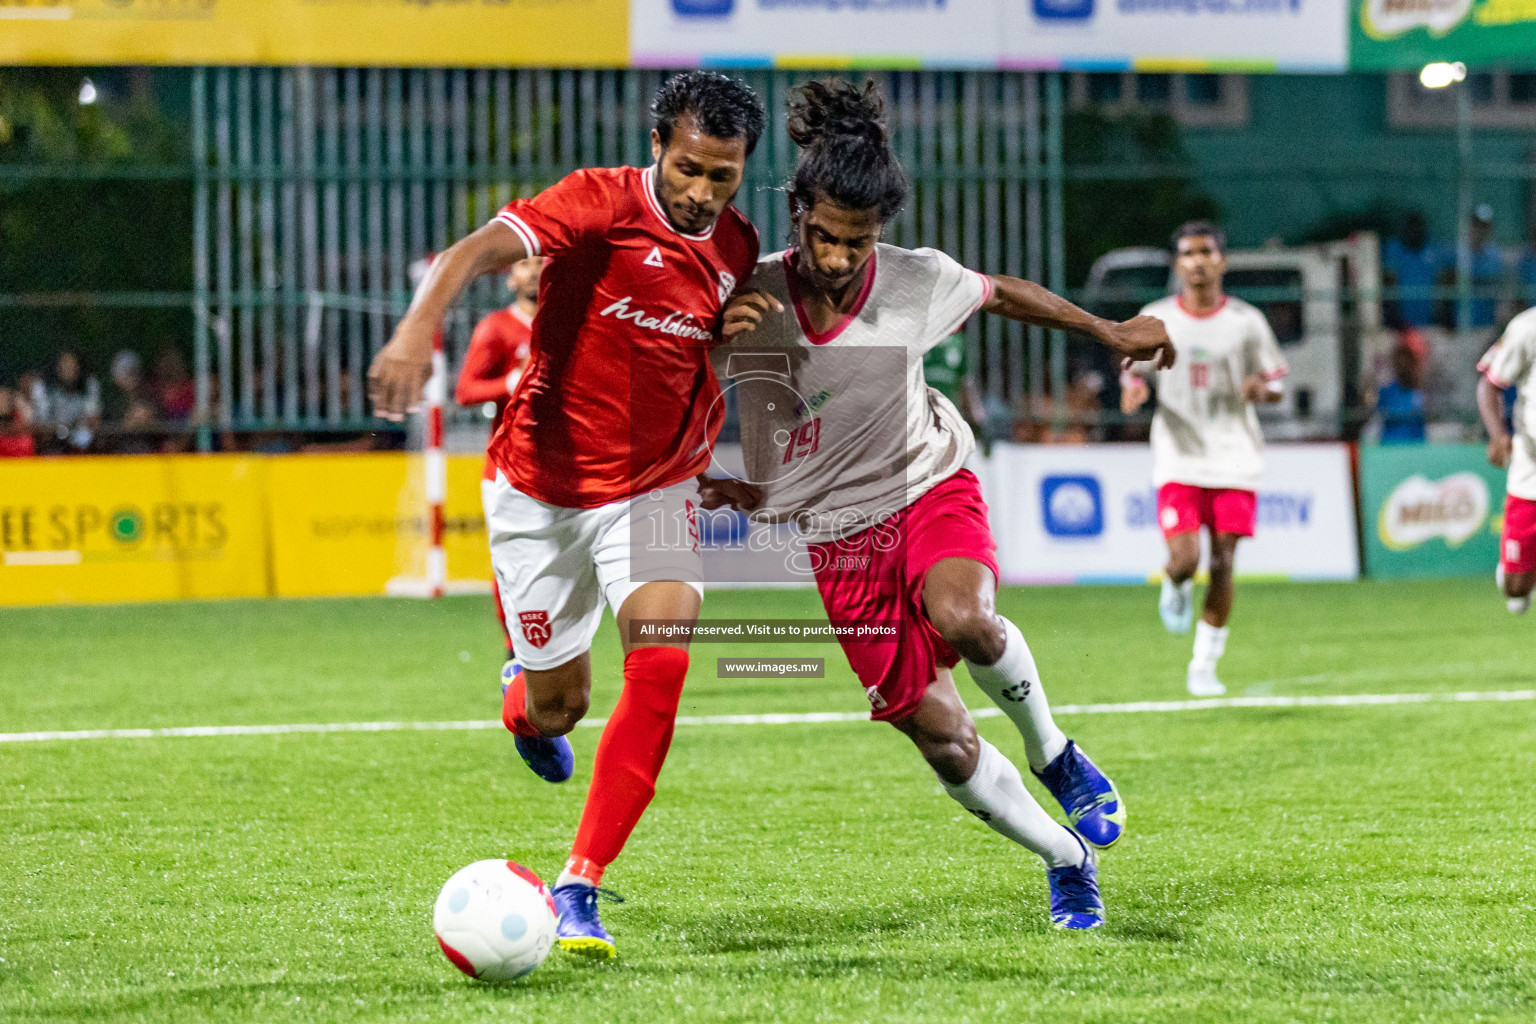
left=787, top=79, right=908, bottom=222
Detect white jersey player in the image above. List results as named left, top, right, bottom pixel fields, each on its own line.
left=1476, top=304, right=1536, bottom=614
left=1121, top=222, right=1287, bottom=696
left=701, top=79, right=1174, bottom=930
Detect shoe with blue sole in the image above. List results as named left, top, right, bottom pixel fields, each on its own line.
left=553, top=883, right=623, bottom=959
left=1047, top=832, right=1104, bottom=930
left=1033, top=739, right=1125, bottom=849
left=501, top=661, right=574, bottom=784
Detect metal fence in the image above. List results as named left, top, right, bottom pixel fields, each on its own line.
left=4, top=68, right=1528, bottom=450
left=188, top=67, right=1069, bottom=446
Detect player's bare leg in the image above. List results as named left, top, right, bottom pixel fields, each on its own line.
left=550, top=581, right=699, bottom=959
left=1502, top=569, right=1535, bottom=615
left=892, top=670, right=1102, bottom=929
left=1159, top=531, right=1200, bottom=635
left=1188, top=532, right=1240, bottom=697
left=501, top=655, right=588, bottom=784
left=923, top=556, right=1123, bottom=847
left=521, top=656, right=592, bottom=737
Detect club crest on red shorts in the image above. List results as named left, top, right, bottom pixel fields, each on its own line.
left=519, top=610, right=552, bottom=649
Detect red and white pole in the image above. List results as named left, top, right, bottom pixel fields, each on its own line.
left=425, top=325, right=447, bottom=599
left=407, top=252, right=449, bottom=600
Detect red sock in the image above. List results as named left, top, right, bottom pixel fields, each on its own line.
left=501, top=664, right=542, bottom=738
left=568, top=646, right=688, bottom=877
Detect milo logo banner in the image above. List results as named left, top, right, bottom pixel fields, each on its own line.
left=1352, top=0, right=1536, bottom=70
left=1360, top=444, right=1505, bottom=579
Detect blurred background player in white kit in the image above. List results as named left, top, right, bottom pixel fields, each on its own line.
left=1121, top=222, right=1287, bottom=697
left=1476, top=304, right=1536, bottom=615
left=456, top=256, right=544, bottom=664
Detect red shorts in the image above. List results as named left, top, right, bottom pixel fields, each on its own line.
left=810, top=469, right=999, bottom=724
left=1157, top=482, right=1257, bottom=540
left=1502, top=494, right=1536, bottom=575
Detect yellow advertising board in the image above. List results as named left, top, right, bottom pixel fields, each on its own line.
left=0, top=452, right=492, bottom=605
left=0, top=455, right=270, bottom=606
left=0, top=0, right=627, bottom=68
left=266, top=452, right=490, bottom=598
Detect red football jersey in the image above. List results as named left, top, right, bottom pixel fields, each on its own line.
left=456, top=305, right=533, bottom=480
left=488, top=165, right=758, bottom=508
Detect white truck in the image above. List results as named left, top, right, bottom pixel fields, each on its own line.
left=1081, top=234, right=1387, bottom=440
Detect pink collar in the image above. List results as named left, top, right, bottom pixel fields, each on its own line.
left=1177, top=293, right=1228, bottom=319
left=785, top=249, right=878, bottom=346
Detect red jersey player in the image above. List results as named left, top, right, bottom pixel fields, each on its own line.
left=456, top=256, right=542, bottom=661
left=368, top=72, right=765, bottom=959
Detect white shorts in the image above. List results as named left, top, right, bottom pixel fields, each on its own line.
left=485, top=472, right=704, bottom=671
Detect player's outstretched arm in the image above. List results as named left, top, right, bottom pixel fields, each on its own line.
left=368, top=221, right=528, bottom=421
left=1478, top=375, right=1513, bottom=468
left=981, top=275, right=1175, bottom=369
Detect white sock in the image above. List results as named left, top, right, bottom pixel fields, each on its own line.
left=1509, top=596, right=1530, bottom=615
left=964, top=618, right=1069, bottom=772
left=1190, top=619, right=1229, bottom=672
left=941, top=739, right=1084, bottom=869
left=554, top=869, right=595, bottom=890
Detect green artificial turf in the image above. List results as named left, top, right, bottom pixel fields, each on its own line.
left=2, top=580, right=1533, bottom=1023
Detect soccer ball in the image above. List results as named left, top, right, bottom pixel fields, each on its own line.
left=433, top=859, right=558, bottom=982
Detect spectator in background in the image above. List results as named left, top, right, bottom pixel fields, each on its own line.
left=153, top=346, right=195, bottom=421
left=103, top=350, right=143, bottom=422
left=1382, top=211, right=1447, bottom=330
left=1372, top=343, right=1427, bottom=445
left=30, top=350, right=101, bottom=454
left=0, top=385, right=35, bottom=457
left=1462, top=204, right=1504, bottom=330
left=103, top=350, right=161, bottom=453
left=1012, top=366, right=1106, bottom=445
left=1519, top=218, right=1536, bottom=310
left=153, top=346, right=196, bottom=453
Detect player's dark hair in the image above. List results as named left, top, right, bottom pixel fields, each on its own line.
left=786, top=78, right=907, bottom=222
left=651, top=71, right=766, bottom=156
left=1171, top=220, right=1226, bottom=255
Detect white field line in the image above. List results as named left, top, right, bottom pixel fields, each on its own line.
left=2, top=689, right=1533, bottom=746
left=1246, top=660, right=1531, bottom=690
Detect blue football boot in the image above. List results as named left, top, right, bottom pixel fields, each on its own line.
left=553, top=883, right=624, bottom=960
left=1047, top=832, right=1104, bottom=930
left=1033, top=739, right=1125, bottom=849
left=501, top=661, right=574, bottom=784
